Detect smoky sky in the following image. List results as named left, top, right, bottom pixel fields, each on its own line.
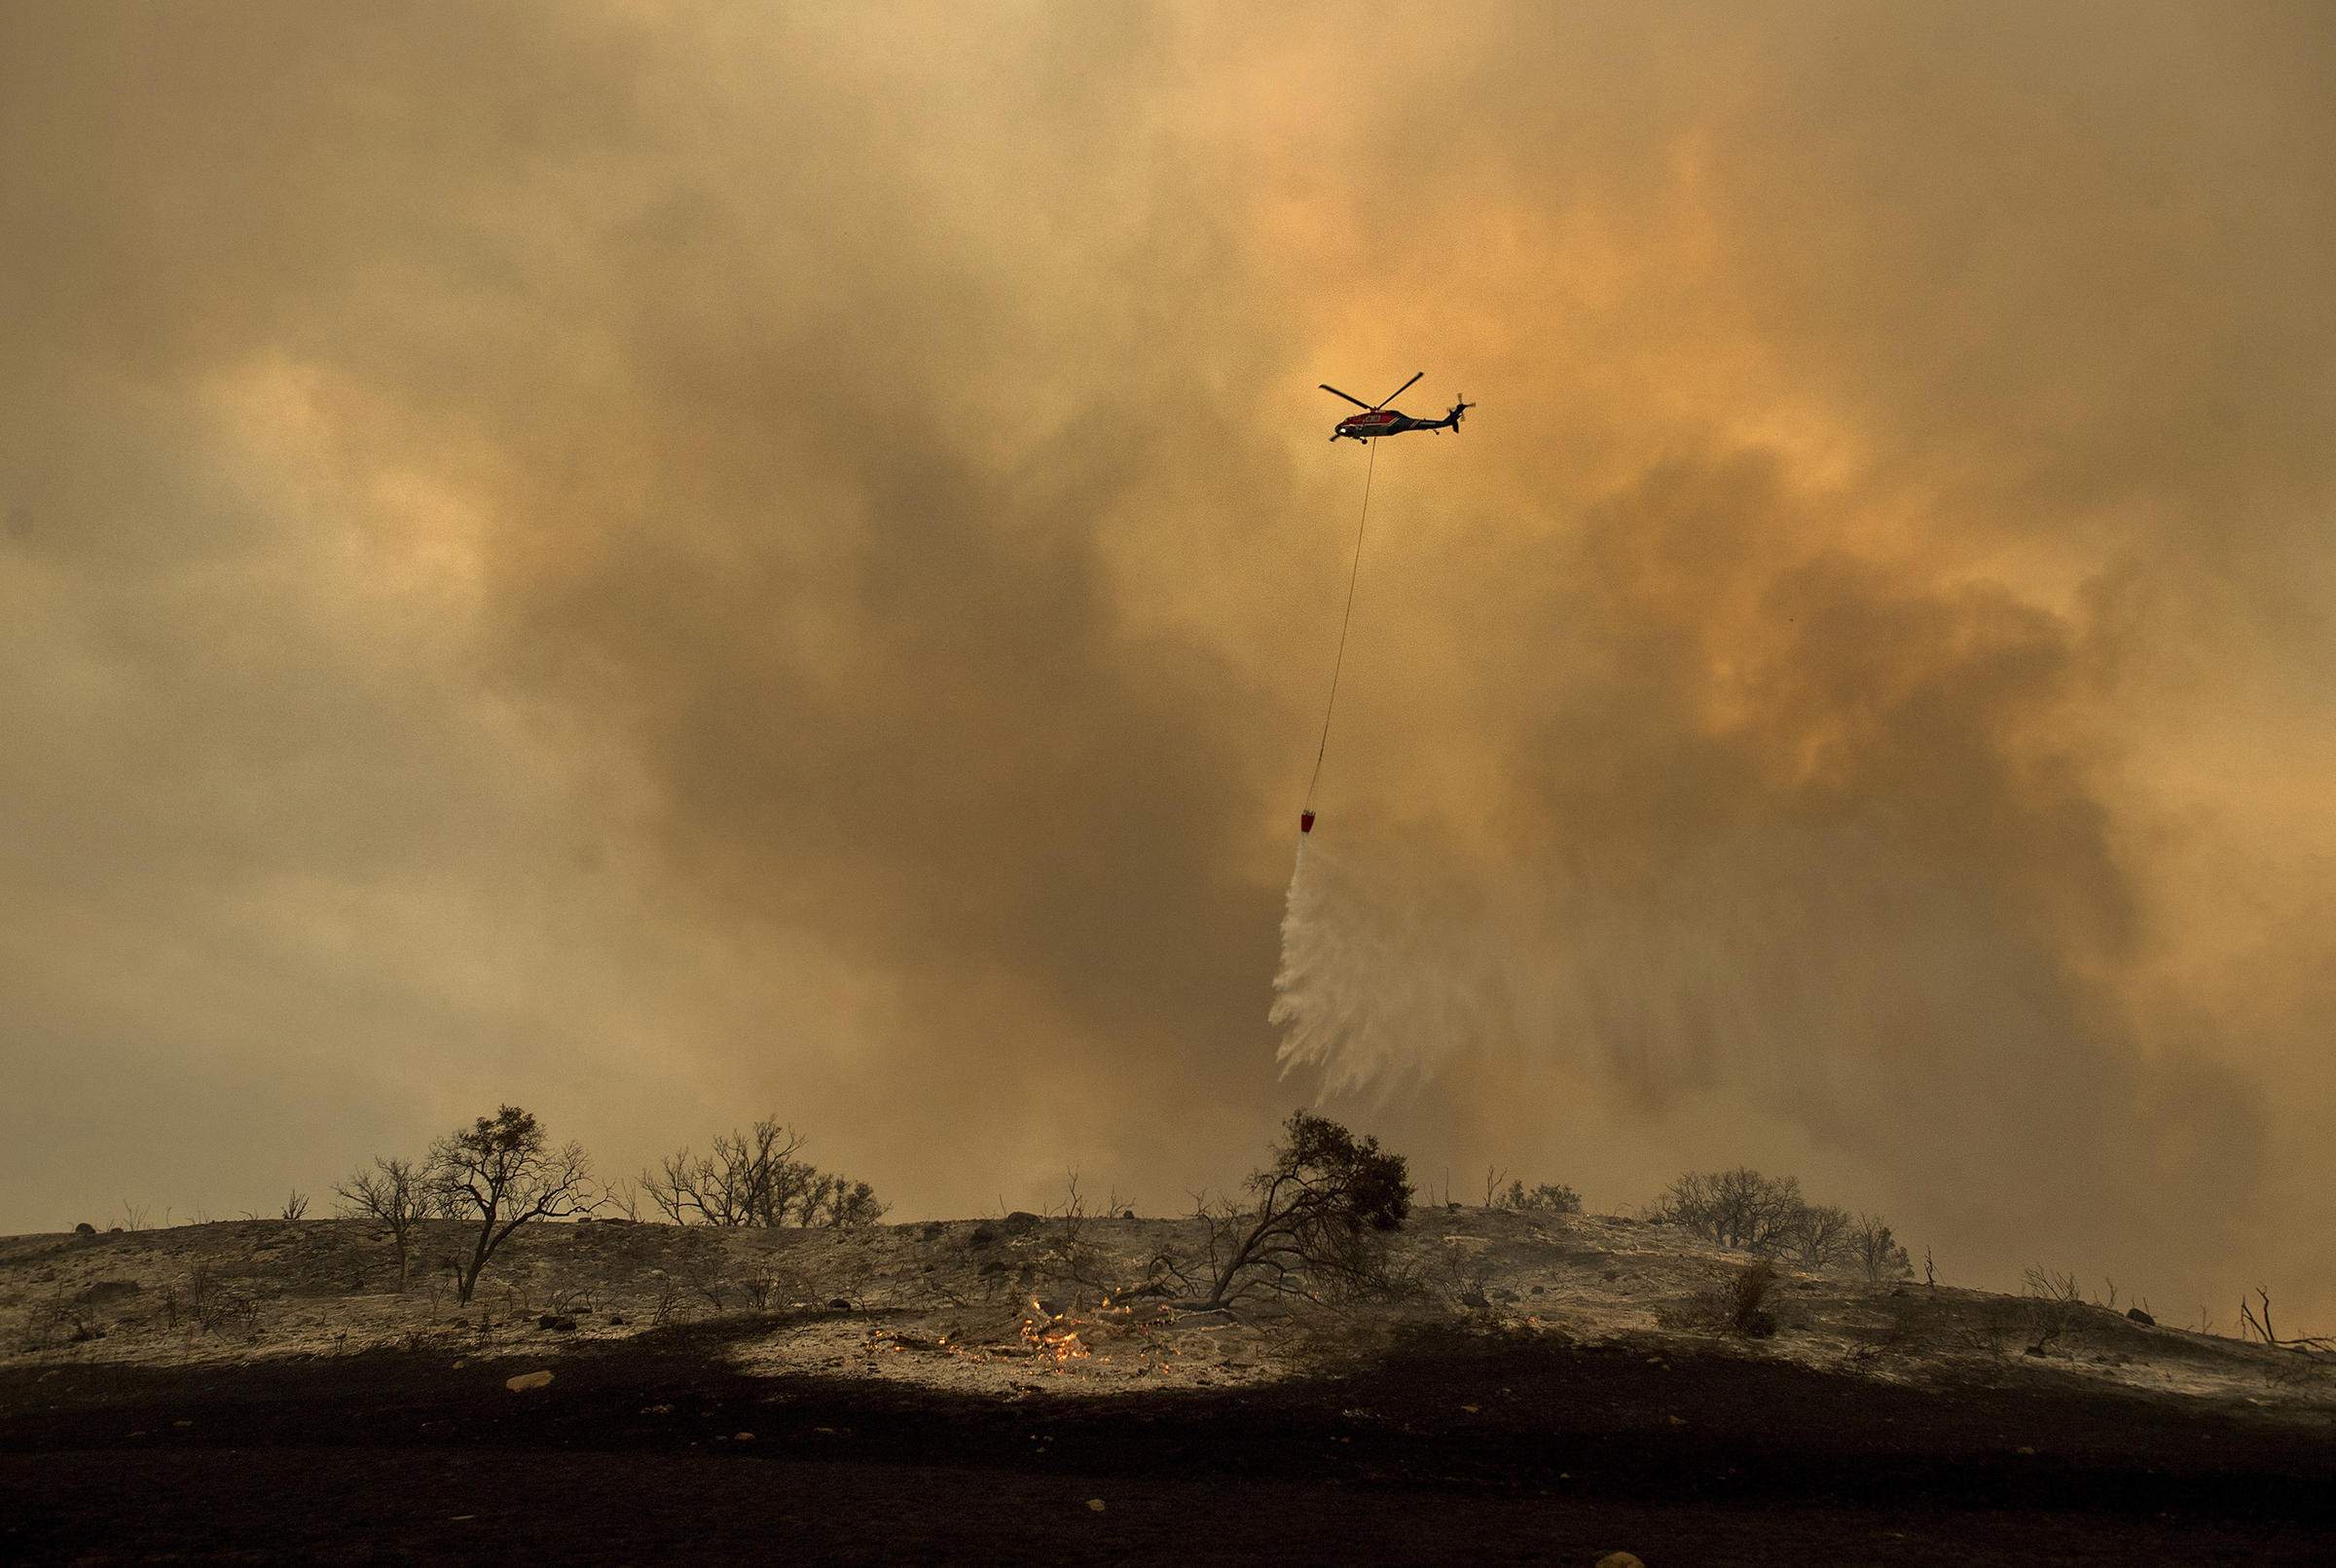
left=4, top=3, right=2333, bottom=1321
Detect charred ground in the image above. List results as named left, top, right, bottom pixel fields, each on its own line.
left=3, top=1213, right=2330, bottom=1564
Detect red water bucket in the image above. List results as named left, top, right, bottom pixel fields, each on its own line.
left=1299, top=810, right=1315, bottom=834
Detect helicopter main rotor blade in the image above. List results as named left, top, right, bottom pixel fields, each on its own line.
left=1372, top=371, right=1423, bottom=410
left=1319, top=384, right=1373, bottom=411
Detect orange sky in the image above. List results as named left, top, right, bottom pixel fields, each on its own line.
left=4, top=2, right=2333, bottom=1326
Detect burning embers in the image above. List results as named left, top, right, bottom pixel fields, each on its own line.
left=1022, top=1297, right=1090, bottom=1364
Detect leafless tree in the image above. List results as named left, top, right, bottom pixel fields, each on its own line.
left=1783, top=1202, right=1854, bottom=1269
left=1847, top=1212, right=1913, bottom=1284
left=641, top=1117, right=809, bottom=1226
left=1170, top=1111, right=1412, bottom=1311
left=678, top=1247, right=731, bottom=1312
left=601, top=1177, right=643, bottom=1222
left=427, top=1105, right=595, bottom=1304
left=2023, top=1263, right=2085, bottom=1354
left=1649, top=1168, right=1807, bottom=1255
left=640, top=1115, right=886, bottom=1228
left=333, top=1156, right=442, bottom=1290
left=280, top=1189, right=310, bottom=1222
left=1655, top=1258, right=1781, bottom=1338
left=2239, top=1287, right=2336, bottom=1353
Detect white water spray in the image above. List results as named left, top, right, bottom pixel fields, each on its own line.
left=1269, top=821, right=1999, bottom=1120
left=1270, top=834, right=1514, bottom=1096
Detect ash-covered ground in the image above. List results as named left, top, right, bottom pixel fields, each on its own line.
left=4, top=1211, right=2330, bottom=1564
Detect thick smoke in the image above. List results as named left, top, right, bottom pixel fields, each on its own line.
left=3, top=4, right=2333, bottom=1318
left=1274, top=453, right=2264, bottom=1276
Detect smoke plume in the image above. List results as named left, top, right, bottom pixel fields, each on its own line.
left=3, top=3, right=2333, bottom=1320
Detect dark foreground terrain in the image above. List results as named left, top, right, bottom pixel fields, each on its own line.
left=3, top=1317, right=2328, bottom=1566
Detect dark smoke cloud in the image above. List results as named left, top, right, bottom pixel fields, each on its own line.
left=3, top=4, right=2331, bottom=1320
left=1278, top=451, right=2264, bottom=1280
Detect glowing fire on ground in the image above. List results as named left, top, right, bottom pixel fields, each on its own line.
left=1023, top=1299, right=1090, bottom=1363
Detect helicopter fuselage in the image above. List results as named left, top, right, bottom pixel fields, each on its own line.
left=1332, top=408, right=1448, bottom=441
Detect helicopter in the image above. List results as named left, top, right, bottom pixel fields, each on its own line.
left=1320, top=373, right=1474, bottom=442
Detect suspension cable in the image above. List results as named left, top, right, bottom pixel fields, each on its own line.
left=1303, top=438, right=1378, bottom=812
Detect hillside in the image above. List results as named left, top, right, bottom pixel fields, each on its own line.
left=5, top=1209, right=2331, bottom=1564
left=5, top=1208, right=2329, bottom=1417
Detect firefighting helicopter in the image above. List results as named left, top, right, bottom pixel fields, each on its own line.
left=1320, top=372, right=1474, bottom=442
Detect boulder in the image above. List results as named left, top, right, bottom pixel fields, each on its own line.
left=73, top=1222, right=95, bottom=1237
left=1000, top=1212, right=1041, bottom=1237
left=2127, top=1306, right=2156, bottom=1326
left=536, top=1314, right=578, bottom=1331
left=505, top=1370, right=554, bottom=1392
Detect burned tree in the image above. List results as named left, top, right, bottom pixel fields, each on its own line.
left=332, top=1155, right=442, bottom=1290
left=1848, top=1212, right=1914, bottom=1284
left=1649, top=1168, right=1807, bottom=1255
left=640, top=1114, right=886, bottom=1229
left=1493, top=1180, right=1583, bottom=1216
left=803, top=1172, right=888, bottom=1228
left=428, top=1105, right=595, bottom=1304
left=1783, top=1202, right=1854, bottom=1269
left=1175, top=1111, right=1412, bottom=1310
left=1653, top=1169, right=1912, bottom=1281
left=641, top=1117, right=811, bottom=1226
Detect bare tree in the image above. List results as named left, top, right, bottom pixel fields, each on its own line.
left=428, top=1106, right=595, bottom=1304
left=2238, top=1287, right=2336, bottom=1353
left=1783, top=1202, right=1853, bottom=1269
left=1173, top=1111, right=1412, bottom=1311
left=640, top=1115, right=884, bottom=1229
left=1649, top=1168, right=1807, bottom=1255
left=601, top=1176, right=643, bottom=1222
left=640, top=1148, right=701, bottom=1225
left=2023, top=1263, right=2085, bottom=1354
left=280, top=1190, right=310, bottom=1222
left=1848, top=1213, right=1914, bottom=1284
left=642, top=1118, right=809, bottom=1226
left=333, top=1156, right=441, bottom=1290
left=1660, top=1258, right=1780, bottom=1338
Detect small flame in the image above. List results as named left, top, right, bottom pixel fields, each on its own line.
left=1022, top=1298, right=1091, bottom=1364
